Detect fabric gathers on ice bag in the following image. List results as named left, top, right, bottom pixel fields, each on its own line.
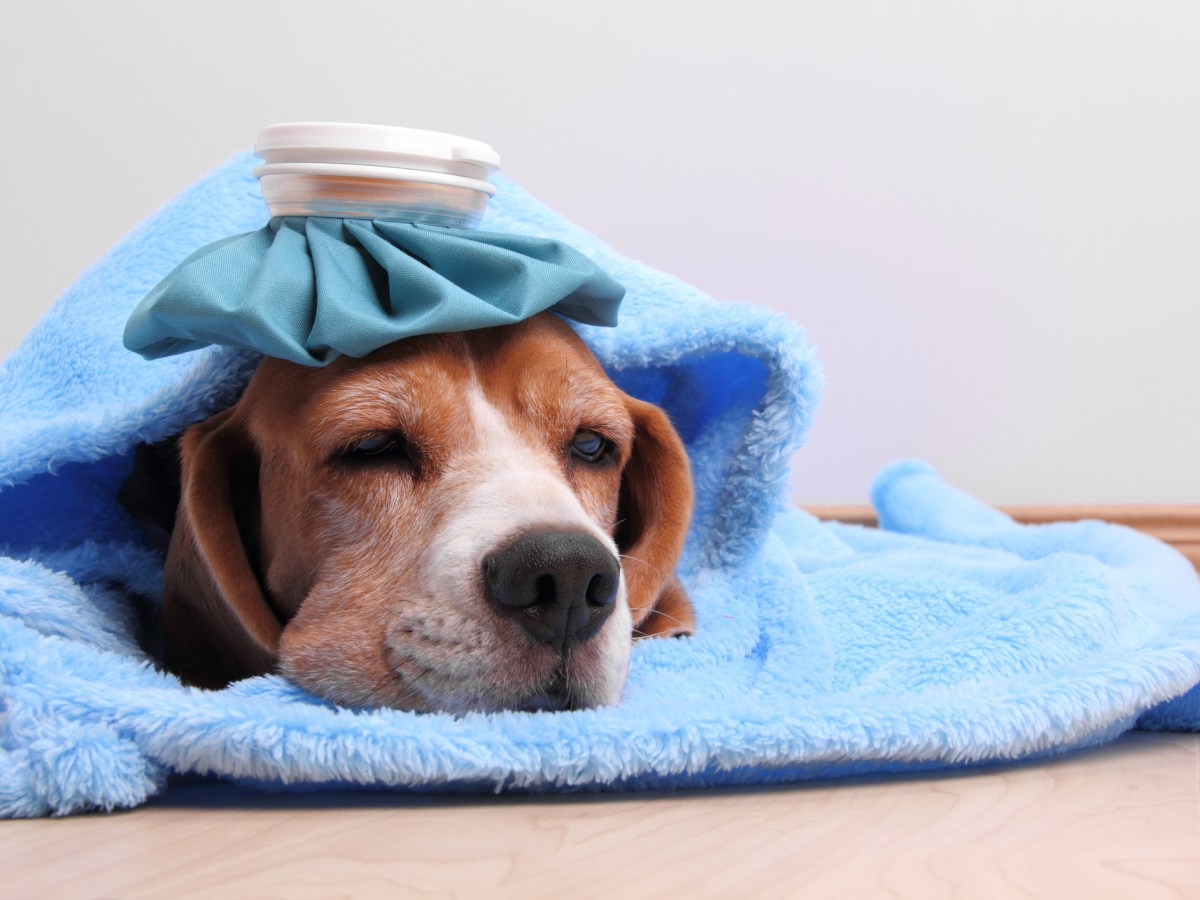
left=122, top=123, right=625, bottom=366
left=123, top=216, right=625, bottom=366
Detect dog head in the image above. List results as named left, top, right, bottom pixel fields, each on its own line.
left=152, top=312, right=693, bottom=712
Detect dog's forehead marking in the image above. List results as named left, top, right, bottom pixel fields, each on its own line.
left=462, top=365, right=553, bottom=469
left=466, top=325, right=634, bottom=450
left=432, top=347, right=615, bottom=537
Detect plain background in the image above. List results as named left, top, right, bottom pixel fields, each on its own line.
left=1, top=1, right=1195, bottom=504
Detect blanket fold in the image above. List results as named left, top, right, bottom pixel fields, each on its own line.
left=1, top=152, right=1197, bottom=817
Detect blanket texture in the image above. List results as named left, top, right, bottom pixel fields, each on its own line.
left=1, top=153, right=1198, bottom=817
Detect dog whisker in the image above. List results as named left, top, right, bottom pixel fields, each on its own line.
left=368, top=663, right=433, bottom=710
left=393, top=666, right=437, bottom=710
left=618, top=553, right=666, bottom=579
left=632, top=606, right=689, bottom=639
left=365, top=667, right=400, bottom=704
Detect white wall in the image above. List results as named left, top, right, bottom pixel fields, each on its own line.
left=1, top=1, right=1196, bottom=503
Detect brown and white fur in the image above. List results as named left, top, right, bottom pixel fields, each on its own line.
left=122, top=312, right=694, bottom=714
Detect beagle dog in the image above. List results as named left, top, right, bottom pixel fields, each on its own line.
left=122, top=312, right=694, bottom=713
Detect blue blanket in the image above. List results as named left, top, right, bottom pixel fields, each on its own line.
left=2, top=153, right=1198, bottom=817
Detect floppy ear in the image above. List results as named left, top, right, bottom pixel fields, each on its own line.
left=162, top=406, right=282, bottom=688
left=617, top=395, right=695, bottom=638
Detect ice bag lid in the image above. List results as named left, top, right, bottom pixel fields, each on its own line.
left=253, top=123, right=501, bottom=222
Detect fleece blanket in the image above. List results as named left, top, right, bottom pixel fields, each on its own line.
left=2, top=153, right=1199, bottom=817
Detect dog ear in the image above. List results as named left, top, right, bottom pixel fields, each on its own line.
left=118, top=437, right=183, bottom=554
left=617, top=395, right=695, bottom=638
left=162, top=406, right=281, bottom=688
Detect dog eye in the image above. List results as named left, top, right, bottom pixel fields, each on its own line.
left=570, top=429, right=611, bottom=463
left=340, top=432, right=414, bottom=465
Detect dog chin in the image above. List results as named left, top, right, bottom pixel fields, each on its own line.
left=400, top=654, right=628, bottom=715
left=375, top=636, right=631, bottom=715
left=443, top=685, right=621, bottom=715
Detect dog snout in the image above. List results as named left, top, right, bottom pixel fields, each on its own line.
left=483, top=529, right=620, bottom=652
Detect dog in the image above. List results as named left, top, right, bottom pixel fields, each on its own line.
left=120, top=312, right=694, bottom=713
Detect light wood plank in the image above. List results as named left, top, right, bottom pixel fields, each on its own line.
left=3, top=732, right=1196, bottom=899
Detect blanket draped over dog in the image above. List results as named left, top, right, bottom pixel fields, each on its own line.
left=1, top=153, right=1198, bottom=817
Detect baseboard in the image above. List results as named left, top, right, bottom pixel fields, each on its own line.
left=804, top=504, right=1200, bottom=573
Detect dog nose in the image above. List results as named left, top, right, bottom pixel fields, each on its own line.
left=483, top=529, right=620, bottom=651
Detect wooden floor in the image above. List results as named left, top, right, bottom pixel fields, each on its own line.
left=3, top=731, right=1196, bottom=899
